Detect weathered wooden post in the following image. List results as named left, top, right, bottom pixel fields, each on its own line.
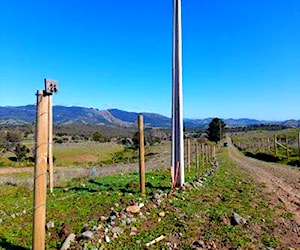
left=195, top=142, right=199, bottom=175
left=285, top=135, right=289, bottom=160
left=48, top=94, right=54, bottom=193
left=205, top=145, right=209, bottom=163
left=201, top=144, right=205, bottom=170
left=274, top=134, right=277, bottom=156
left=187, top=139, right=191, bottom=172
left=138, top=115, right=146, bottom=196
left=267, top=137, right=270, bottom=151
left=33, top=79, right=58, bottom=249
left=298, top=133, right=300, bottom=159
left=33, top=90, right=48, bottom=250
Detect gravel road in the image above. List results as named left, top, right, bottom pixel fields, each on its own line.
left=227, top=139, right=300, bottom=226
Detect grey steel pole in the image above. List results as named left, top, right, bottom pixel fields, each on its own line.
left=172, top=0, right=184, bottom=187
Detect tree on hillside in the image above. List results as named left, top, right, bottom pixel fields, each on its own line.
left=14, top=144, right=30, bottom=162
left=0, top=131, right=23, bottom=156
left=92, top=131, right=103, bottom=142
left=0, top=132, right=9, bottom=156
left=207, top=118, right=226, bottom=143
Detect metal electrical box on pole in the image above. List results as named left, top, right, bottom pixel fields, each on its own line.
left=172, top=0, right=184, bottom=187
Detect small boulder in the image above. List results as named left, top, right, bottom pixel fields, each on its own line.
left=126, top=205, right=140, bottom=213
left=231, top=212, right=247, bottom=226
left=105, top=235, right=110, bottom=243
left=158, top=211, right=166, bottom=217
left=82, top=230, right=93, bottom=239
left=60, top=233, right=76, bottom=250
left=46, top=221, right=54, bottom=230
left=112, top=226, right=124, bottom=235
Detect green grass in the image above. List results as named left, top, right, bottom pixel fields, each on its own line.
left=0, top=147, right=293, bottom=249
left=53, top=141, right=124, bottom=166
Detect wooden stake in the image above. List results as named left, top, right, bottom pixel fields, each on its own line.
left=145, top=235, right=166, bottom=247
left=33, top=90, right=48, bottom=250
left=138, top=115, right=145, bottom=196
left=274, top=134, right=277, bottom=156
left=286, top=135, right=289, bottom=160
left=206, top=145, right=209, bottom=163
left=187, top=139, right=191, bottom=172
left=195, top=143, right=199, bottom=175
left=48, top=94, right=54, bottom=194
left=201, top=144, right=205, bottom=170
left=298, top=133, right=300, bottom=159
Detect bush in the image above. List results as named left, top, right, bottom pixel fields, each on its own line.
left=245, top=151, right=280, bottom=162
left=287, top=159, right=300, bottom=167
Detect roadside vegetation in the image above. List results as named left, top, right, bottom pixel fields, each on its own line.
left=0, top=146, right=297, bottom=249
left=230, top=128, right=300, bottom=167
left=0, top=123, right=299, bottom=249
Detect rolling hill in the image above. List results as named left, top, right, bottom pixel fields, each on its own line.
left=0, top=105, right=297, bottom=128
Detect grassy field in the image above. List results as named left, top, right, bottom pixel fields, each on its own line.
left=0, top=141, right=129, bottom=168
left=53, top=142, right=124, bottom=166
left=0, top=146, right=296, bottom=249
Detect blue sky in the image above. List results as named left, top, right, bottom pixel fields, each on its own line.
left=0, top=0, right=299, bottom=120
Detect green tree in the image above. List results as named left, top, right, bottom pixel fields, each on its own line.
left=6, top=131, right=22, bottom=145
left=0, top=131, right=23, bottom=156
left=0, top=132, right=9, bottom=156
left=132, top=132, right=140, bottom=149
left=207, top=118, right=226, bottom=143
left=14, top=144, right=30, bottom=162
left=92, top=131, right=109, bottom=142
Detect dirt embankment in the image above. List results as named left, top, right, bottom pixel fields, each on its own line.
left=227, top=139, right=300, bottom=226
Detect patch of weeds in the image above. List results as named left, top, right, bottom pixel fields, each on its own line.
left=281, top=211, right=294, bottom=219
left=262, top=232, right=280, bottom=248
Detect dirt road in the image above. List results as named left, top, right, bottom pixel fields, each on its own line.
left=227, top=140, right=300, bottom=226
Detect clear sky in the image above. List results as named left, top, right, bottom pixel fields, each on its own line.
left=0, top=0, right=299, bottom=120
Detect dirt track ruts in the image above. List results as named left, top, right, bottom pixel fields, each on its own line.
left=227, top=139, right=300, bottom=226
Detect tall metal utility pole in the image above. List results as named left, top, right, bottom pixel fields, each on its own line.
left=172, top=0, right=184, bottom=187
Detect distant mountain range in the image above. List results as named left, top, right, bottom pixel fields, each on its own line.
left=0, top=105, right=299, bottom=128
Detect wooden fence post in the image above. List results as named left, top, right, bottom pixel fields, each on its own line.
left=205, top=145, right=209, bottom=163
left=33, top=90, right=48, bottom=250
left=298, top=133, right=300, bottom=160
left=286, top=135, right=289, bottom=160
left=201, top=144, right=205, bottom=171
left=274, top=134, right=277, bottom=156
left=48, top=94, right=54, bottom=194
left=187, top=139, right=191, bottom=172
left=138, top=115, right=145, bottom=196
left=195, top=142, right=199, bottom=175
